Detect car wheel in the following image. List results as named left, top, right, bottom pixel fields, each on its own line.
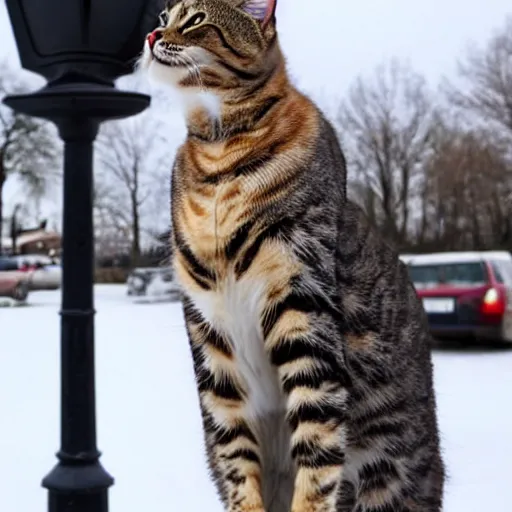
left=12, top=282, right=29, bottom=302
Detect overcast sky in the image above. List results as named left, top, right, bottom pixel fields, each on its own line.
left=1, top=0, right=511, bottom=230
left=1, top=1, right=510, bottom=96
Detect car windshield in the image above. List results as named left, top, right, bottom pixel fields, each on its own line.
left=407, top=261, right=488, bottom=289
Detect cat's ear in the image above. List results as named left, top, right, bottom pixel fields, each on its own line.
left=241, top=0, right=277, bottom=27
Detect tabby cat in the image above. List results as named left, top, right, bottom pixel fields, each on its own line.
left=139, top=1, right=445, bottom=510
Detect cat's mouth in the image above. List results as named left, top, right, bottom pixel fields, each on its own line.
left=152, top=43, right=188, bottom=67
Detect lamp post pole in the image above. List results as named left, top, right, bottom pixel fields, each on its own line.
left=10, top=203, right=22, bottom=254
left=4, top=82, right=150, bottom=512
left=47, top=114, right=108, bottom=512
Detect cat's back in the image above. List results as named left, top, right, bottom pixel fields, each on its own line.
left=335, top=201, right=444, bottom=504
left=337, top=201, right=433, bottom=355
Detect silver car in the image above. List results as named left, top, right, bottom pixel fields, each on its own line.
left=126, top=267, right=181, bottom=301
left=12, top=254, right=61, bottom=291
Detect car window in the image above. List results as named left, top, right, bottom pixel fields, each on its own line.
left=0, top=258, right=18, bottom=271
left=491, top=261, right=505, bottom=284
left=491, top=260, right=512, bottom=286
left=161, top=271, right=174, bottom=282
left=407, top=261, right=488, bottom=289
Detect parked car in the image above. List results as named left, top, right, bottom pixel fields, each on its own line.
left=126, top=267, right=181, bottom=301
left=11, top=254, right=61, bottom=290
left=0, top=256, right=31, bottom=301
left=402, top=251, right=512, bottom=343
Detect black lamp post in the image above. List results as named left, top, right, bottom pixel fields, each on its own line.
left=3, top=1, right=161, bottom=511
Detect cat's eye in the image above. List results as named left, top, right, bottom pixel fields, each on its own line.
left=180, top=12, right=206, bottom=33
left=159, top=11, right=169, bottom=27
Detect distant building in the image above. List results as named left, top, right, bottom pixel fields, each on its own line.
left=15, top=227, right=61, bottom=255
left=2, top=220, right=61, bottom=256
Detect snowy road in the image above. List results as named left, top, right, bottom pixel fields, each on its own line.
left=1, top=285, right=511, bottom=511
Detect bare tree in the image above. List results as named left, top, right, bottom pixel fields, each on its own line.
left=95, top=112, right=172, bottom=264
left=0, top=62, right=59, bottom=252
left=337, top=60, right=436, bottom=246
left=446, top=16, right=512, bottom=137
left=418, top=125, right=512, bottom=251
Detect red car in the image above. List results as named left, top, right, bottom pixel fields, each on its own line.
left=0, top=256, right=32, bottom=301
left=402, top=251, right=512, bottom=344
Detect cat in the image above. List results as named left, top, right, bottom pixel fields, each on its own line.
left=139, top=1, right=445, bottom=511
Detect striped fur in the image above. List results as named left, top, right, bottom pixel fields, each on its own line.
left=140, top=1, right=445, bottom=511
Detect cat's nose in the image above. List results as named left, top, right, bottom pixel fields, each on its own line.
left=147, top=29, right=163, bottom=50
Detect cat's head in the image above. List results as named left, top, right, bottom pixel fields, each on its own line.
left=138, top=0, right=279, bottom=94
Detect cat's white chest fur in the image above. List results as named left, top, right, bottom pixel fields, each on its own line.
left=188, top=274, right=294, bottom=507
left=188, top=274, right=285, bottom=418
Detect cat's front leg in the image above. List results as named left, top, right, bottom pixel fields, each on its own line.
left=262, top=292, right=351, bottom=512
left=183, top=299, right=265, bottom=512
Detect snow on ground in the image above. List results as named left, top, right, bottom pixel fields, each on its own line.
left=1, top=285, right=511, bottom=511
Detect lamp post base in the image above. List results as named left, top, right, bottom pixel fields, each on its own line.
left=48, top=490, right=108, bottom=512
left=43, top=460, right=113, bottom=512
left=4, top=80, right=150, bottom=512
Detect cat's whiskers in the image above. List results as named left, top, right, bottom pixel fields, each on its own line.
left=179, top=54, right=224, bottom=137
left=181, top=53, right=205, bottom=92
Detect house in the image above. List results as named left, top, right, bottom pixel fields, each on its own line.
left=15, top=227, right=61, bottom=255
left=2, top=220, right=61, bottom=256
